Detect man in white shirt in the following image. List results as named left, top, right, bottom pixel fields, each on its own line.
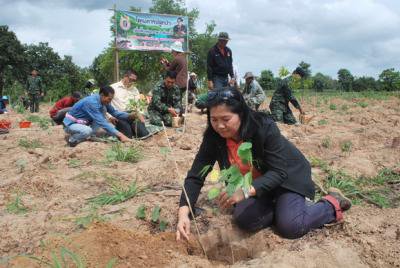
left=110, top=69, right=149, bottom=138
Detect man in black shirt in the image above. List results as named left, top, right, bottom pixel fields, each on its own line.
left=207, top=32, right=235, bottom=90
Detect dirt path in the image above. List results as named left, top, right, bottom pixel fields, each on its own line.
left=1, top=96, right=399, bottom=267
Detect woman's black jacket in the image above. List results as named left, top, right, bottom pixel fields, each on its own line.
left=179, top=115, right=315, bottom=208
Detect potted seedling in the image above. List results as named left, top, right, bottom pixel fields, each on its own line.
left=202, top=142, right=254, bottom=200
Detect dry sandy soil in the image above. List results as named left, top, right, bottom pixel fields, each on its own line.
left=0, top=95, right=399, bottom=267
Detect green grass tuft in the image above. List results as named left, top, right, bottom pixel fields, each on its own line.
left=88, top=181, right=142, bottom=207
left=106, top=143, right=142, bottom=163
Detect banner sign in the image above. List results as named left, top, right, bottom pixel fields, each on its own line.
left=115, top=10, right=189, bottom=52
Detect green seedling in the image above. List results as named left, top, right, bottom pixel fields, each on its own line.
left=159, top=147, right=171, bottom=156
left=75, top=206, right=107, bottom=229
left=340, top=140, right=353, bottom=152
left=321, top=137, right=332, bottom=149
left=329, top=104, right=337, bottom=110
left=357, top=101, right=368, bottom=108
left=26, top=247, right=85, bottom=268
left=341, top=104, right=349, bottom=111
left=88, top=181, right=142, bottom=207
left=126, top=98, right=147, bottom=114
left=136, top=204, right=146, bottom=220
left=159, top=220, right=168, bottom=231
left=151, top=205, right=161, bottom=223
left=15, top=158, right=27, bottom=173
left=18, top=137, right=43, bottom=149
left=106, top=143, right=142, bottom=163
left=318, top=119, right=328, bottom=126
left=106, top=258, right=118, bottom=268
left=6, top=194, right=28, bottom=214
left=206, top=142, right=254, bottom=200
left=68, top=158, right=81, bottom=168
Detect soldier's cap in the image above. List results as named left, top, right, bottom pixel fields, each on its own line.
left=2, top=96, right=9, bottom=101
left=190, top=72, right=197, bottom=77
left=293, top=67, right=306, bottom=78
left=218, top=32, right=230, bottom=41
left=243, top=72, right=255, bottom=79
left=171, top=41, right=184, bottom=53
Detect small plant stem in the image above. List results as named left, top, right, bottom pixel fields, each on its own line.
left=161, top=122, right=208, bottom=259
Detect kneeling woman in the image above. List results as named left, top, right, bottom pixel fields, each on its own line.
left=176, top=88, right=351, bottom=240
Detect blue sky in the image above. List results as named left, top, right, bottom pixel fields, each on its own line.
left=1, top=0, right=399, bottom=78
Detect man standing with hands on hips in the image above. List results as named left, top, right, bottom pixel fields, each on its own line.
left=207, top=32, right=235, bottom=90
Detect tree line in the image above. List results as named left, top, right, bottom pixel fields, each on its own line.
left=258, top=61, right=400, bottom=93
left=1, top=0, right=399, bottom=104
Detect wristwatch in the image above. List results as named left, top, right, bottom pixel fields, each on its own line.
left=241, top=186, right=250, bottom=199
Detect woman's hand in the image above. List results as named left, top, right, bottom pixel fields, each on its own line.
left=218, top=189, right=245, bottom=210
left=176, top=206, right=191, bottom=241
left=218, top=186, right=256, bottom=210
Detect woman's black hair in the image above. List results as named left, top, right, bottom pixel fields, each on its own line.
left=205, top=87, right=261, bottom=141
left=99, top=85, right=115, bottom=96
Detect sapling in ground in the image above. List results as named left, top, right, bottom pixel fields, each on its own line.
left=204, top=142, right=254, bottom=200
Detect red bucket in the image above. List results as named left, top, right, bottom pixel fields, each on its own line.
left=0, top=119, right=11, bottom=129
left=19, top=121, right=32, bottom=128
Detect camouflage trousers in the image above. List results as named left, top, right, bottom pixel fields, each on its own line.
left=269, top=103, right=297, bottom=125
left=28, top=93, right=40, bottom=113
left=148, top=110, right=172, bottom=127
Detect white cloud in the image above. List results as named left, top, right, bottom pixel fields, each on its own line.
left=1, top=0, right=399, bottom=78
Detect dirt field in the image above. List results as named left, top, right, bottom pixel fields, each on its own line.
left=0, top=95, right=399, bottom=267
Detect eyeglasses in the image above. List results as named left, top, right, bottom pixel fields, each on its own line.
left=207, top=90, right=235, bottom=102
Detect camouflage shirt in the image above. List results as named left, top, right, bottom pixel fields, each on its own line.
left=242, top=80, right=266, bottom=110
left=270, top=77, right=301, bottom=109
left=148, top=82, right=182, bottom=114
left=26, top=75, right=43, bottom=94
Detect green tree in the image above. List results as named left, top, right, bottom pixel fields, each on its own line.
left=353, top=76, right=377, bottom=92
left=257, top=69, right=276, bottom=92
left=337, top=68, right=354, bottom=91
left=0, top=26, right=27, bottom=96
left=313, top=72, right=337, bottom=92
left=378, top=68, right=400, bottom=91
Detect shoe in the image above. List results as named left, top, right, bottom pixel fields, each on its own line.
left=68, top=140, right=78, bottom=147
left=327, top=187, right=352, bottom=211
left=322, top=187, right=352, bottom=222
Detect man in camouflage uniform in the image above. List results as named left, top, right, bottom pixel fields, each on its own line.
left=26, top=69, right=44, bottom=113
left=270, top=67, right=305, bottom=125
left=148, top=71, right=182, bottom=126
left=242, top=72, right=266, bottom=111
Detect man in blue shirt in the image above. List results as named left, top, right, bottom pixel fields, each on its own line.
left=63, top=86, right=132, bottom=147
left=0, top=96, right=9, bottom=114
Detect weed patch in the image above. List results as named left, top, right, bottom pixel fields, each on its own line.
left=6, top=194, right=29, bottom=214
left=88, top=181, right=142, bottom=206
left=106, top=143, right=142, bottom=163
left=340, top=140, right=353, bottom=152
left=321, top=137, right=332, bottom=149
left=18, top=137, right=43, bottom=149
left=318, top=119, right=328, bottom=126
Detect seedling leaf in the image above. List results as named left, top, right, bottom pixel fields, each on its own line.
left=208, top=187, right=220, bottom=200
left=238, top=142, right=252, bottom=165
left=159, top=220, right=168, bottom=231
left=136, top=204, right=146, bottom=220
left=151, top=205, right=161, bottom=223
left=209, top=169, right=220, bottom=182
